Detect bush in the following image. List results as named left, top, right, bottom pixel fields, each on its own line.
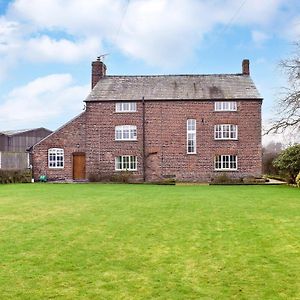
left=211, top=174, right=266, bottom=185
left=151, top=178, right=176, bottom=185
left=88, top=171, right=133, bottom=183
left=211, top=173, right=243, bottom=184
left=243, top=176, right=267, bottom=184
left=296, top=171, right=300, bottom=187
left=88, top=173, right=107, bottom=182
left=0, top=169, right=32, bottom=184
left=273, top=144, right=300, bottom=183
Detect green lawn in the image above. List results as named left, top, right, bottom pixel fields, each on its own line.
left=0, top=184, right=299, bottom=299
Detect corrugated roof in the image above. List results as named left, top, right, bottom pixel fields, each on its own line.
left=85, top=74, right=262, bottom=102
left=0, top=128, right=51, bottom=136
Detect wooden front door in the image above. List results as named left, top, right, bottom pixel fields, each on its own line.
left=73, top=153, right=86, bottom=180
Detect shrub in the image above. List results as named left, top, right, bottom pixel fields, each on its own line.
left=273, top=144, right=300, bottom=183
left=111, top=172, right=132, bottom=183
left=211, top=173, right=243, bottom=184
left=211, top=174, right=266, bottom=185
left=0, top=169, right=32, bottom=184
left=152, top=178, right=176, bottom=185
left=88, top=173, right=106, bottom=182
left=88, top=171, right=133, bottom=183
left=243, top=176, right=266, bottom=184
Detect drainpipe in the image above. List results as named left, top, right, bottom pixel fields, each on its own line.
left=142, top=96, right=146, bottom=182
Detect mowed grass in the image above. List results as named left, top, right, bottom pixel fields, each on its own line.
left=0, top=184, right=299, bottom=299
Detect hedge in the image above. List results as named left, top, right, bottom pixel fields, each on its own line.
left=0, top=169, right=32, bottom=184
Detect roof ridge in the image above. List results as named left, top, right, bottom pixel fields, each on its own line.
left=0, top=128, right=52, bottom=136
left=104, top=73, right=246, bottom=78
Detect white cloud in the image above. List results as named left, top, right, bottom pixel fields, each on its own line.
left=251, top=30, right=270, bottom=46
left=0, top=74, right=89, bottom=129
left=0, top=0, right=291, bottom=71
left=8, top=0, right=123, bottom=36
left=117, top=0, right=208, bottom=66
left=24, top=36, right=100, bottom=63
left=115, top=0, right=287, bottom=66
left=282, top=17, right=300, bottom=40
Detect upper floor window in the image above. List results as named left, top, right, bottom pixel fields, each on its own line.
left=48, top=148, right=64, bottom=168
left=187, top=119, right=196, bottom=154
left=215, top=155, right=237, bottom=171
left=116, top=102, right=137, bottom=112
left=215, top=124, right=238, bottom=140
left=214, top=101, right=237, bottom=111
left=115, top=156, right=137, bottom=171
left=115, top=125, right=137, bottom=141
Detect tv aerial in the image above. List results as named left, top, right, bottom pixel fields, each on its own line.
left=97, top=53, right=110, bottom=62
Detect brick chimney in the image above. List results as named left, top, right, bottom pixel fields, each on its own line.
left=242, top=59, right=250, bottom=75
left=91, top=57, right=107, bottom=89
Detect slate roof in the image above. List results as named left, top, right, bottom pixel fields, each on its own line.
left=85, top=74, right=262, bottom=102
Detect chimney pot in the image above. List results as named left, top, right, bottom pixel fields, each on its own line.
left=242, top=59, right=250, bottom=75
left=91, top=58, right=107, bottom=89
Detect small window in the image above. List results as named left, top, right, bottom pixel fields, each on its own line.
left=115, top=125, right=137, bottom=141
left=214, top=101, right=237, bottom=111
left=214, top=155, right=237, bottom=170
left=116, top=102, right=137, bottom=112
left=187, top=119, right=196, bottom=154
left=48, top=148, right=64, bottom=168
left=115, top=156, right=137, bottom=171
left=214, top=124, right=238, bottom=140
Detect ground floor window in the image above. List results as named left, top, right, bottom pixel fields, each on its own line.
left=215, top=155, right=237, bottom=170
left=48, top=148, right=64, bottom=168
left=115, top=156, right=137, bottom=171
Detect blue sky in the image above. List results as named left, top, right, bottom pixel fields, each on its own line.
left=0, top=0, right=300, bottom=144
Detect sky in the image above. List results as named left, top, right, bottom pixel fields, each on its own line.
left=0, top=0, right=300, bottom=145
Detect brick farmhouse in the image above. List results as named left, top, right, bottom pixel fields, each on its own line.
left=32, top=58, right=263, bottom=182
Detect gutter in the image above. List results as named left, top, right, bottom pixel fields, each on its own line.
left=142, top=96, right=146, bottom=182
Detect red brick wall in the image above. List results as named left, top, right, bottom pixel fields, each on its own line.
left=143, top=100, right=262, bottom=181
left=85, top=102, right=144, bottom=181
left=32, top=112, right=86, bottom=181
left=32, top=100, right=262, bottom=182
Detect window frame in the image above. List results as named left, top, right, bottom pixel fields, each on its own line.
left=214, top=124, right=238, bottom=140
left=115, top=155, right=137, bottom=171
left=214, top=155, right=237, bottom=171
left=115, top=102, right=137, bottom=113
left=214, top=101, right=237, bottom=112
left=115, top=125, right=137, bottom=141
left=48, top=148, right=64, bottom=169
left=187, top=119, right=196, bottom=154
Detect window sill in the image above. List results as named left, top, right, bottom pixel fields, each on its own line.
left=214, top=110, right=237, bottom=112
left=115, top=139, right=138, bottom=142
left=214, top=169, right=238, bottom=171
left=115, top=169, right=137, bottom=172
left=214, top=138, right=238, bottom=141
left=48, top=167, right=64, bottom=169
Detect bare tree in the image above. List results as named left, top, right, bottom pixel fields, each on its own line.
left=267, top=43, right=300, bottom=133
left=262, top=141, right=283, bottom=175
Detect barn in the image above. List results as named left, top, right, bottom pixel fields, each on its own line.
left=0, top=128, right=52, bottom=169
